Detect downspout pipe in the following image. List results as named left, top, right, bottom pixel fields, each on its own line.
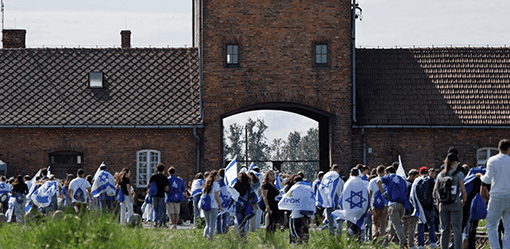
left=193, top=127, right=200, bottom=173
left=352, top=0, right=357, bottom=123
left=198, top=0, right=203, bottom=120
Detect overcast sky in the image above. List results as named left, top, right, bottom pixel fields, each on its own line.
left=4, top=0, right=508, bottom=142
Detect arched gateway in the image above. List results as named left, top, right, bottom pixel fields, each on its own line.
left=196, top=0, right=354, bottom=173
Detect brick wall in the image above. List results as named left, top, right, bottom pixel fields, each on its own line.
left=2, top=29, right=26, bottom=48
left=352, top=128, right=504, bottom=173
left=200, top=0, right=353, bottom=172
left=0, top=128, right=199, bottom=185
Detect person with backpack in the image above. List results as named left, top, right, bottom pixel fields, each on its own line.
left=377, top=166, right=408, bottom=248
left=69, top=169, right=92, bottom=213
left=166, top=166, right=185, bottom=229
left=402, top=169, right=419, bottom=249
left=200, top=170, right=223, bottom=240
left=316, top=164, right=345, bottom=237
left=190, top=172, right=205, bottom=228
left=148, top=163, right=170, bottom=228
left=477, top=139, right=510, bottom=249
left=433, top=153, right=467, bottom=249
left=413, top=167, right=438, bottom=249
left=368, top=165, right=388, bottom=242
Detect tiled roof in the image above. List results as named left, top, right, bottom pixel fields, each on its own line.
left=0, top=48, right=201, bottom=126
left=356, top=47, right=510, bottom=126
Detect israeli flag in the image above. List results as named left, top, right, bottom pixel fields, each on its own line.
left=0, top=181, right=12, bottom=194
left=278, top=181, right=316, bottom=212
left=464, top=166, right=486, bottom=197
left=191, top=179, right=205, bottom=197
left=316, top=171, right=344, bottom=208
left=332, top=176, right=369, bottom=228
left=225, top=157, right=238, bottom=187
left=47, top=166, right=51, bottom=177
left=6, top=196, right=15, bottom=222
left=217, top=178, right=233, bottom=216
left=91, top=170, right=116, bottom=198
left=248, top=163, right=256, bottom=172
left=275, top=173, right=283, bottom=191
left=410, top=176, right=427, bottom=224
left=31, top=180, right=58, bottom=208
left=396, top=155, right=407, bottom=179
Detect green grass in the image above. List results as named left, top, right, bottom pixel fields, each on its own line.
left=0, top=210, right=402, bottom=248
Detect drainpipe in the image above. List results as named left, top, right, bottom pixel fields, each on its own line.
left=193, top=127, right=200, bottom=173
left=192, top=0, right=195, bottom=47
left=198, top=0, right=203, bottom=120
left=352, top=0, right=357, bottom=123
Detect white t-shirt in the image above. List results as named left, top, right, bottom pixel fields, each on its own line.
left=69, top=177, right=91, bottom=203
left=204, top=182, right=220, bottom=209
left=368, top=176, right=385, bottom=204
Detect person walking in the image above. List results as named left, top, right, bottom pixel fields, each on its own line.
left=233, top=172, right=256, bottom=239
left=433, top=153, right=467, bottom=249
left=190, top=173, right=205, bottom=228
left=316, top=164, right=345, bottom=237
left=148, top=164, right=170, bottom=228
left=478, top=139, right=510, bottom=249
left=69, top=169, right=92, bottom=213
left=200, top=170, right=222, bottom=240
left=118, top=168, right=135, bottom=225
left=262, top=170, right=280, bottom=233
left=377, top=166, right=408, bottom=249
left=166, top=167, right=185, bottom=229
left=368, top=165, right=388, bottom=242
left=414, top=167, right=438, bottom=249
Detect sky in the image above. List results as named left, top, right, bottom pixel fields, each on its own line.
left=3, top=0, right=509, bottom=141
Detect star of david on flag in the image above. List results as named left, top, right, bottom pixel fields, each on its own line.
left=91, top=168, right=116, bottom=198
left=332, top=176, right=369, bottom=229
left=345, top=190, right=366, bottom=209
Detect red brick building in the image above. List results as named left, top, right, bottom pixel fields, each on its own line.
left=1, top=2, right=509, bottom=187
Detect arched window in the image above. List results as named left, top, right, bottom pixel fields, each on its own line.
left=136, top=149, right=161, bottom=188
left=477, top=147, right=498, bottom=167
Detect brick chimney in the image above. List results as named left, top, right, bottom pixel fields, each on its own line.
left=121, top=30, right=131, bottom=49
left=2, top=29, right=26, bottom=48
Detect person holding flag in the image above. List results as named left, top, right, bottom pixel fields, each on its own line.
left=0, top=176, right=12, bottom=213
left=216, top=168, right=232, bottom=234
left=413, top=167, right=438, bottom=249
left=91, top=163, right=116, bottom=213
left=7, top=175, right=28, bottom=224
left=333, top=168, right=369, bottom=240
left=316, top=164, right=345, bottom=237
left=278, top=176, right=315, bottom=244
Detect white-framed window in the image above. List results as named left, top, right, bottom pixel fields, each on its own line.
left=477, top=147, right=498, bottom=167
left=136, top=149, right=161, bottom=188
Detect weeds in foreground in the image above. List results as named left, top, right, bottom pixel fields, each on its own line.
left=0, top=210, right=401, bottom=248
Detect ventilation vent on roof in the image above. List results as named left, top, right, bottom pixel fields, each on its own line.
left=89, top=72, right=103, bottom=88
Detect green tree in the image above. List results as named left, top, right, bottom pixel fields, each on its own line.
left=224, top=123, right=244, bottom=161
left=245, top=118, right=271, bottom=171
left=270, top=138, right=286, bottom=160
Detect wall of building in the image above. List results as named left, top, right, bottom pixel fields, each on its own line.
left=352, top=128, right=503, bottom=172
left=200, top=0, right=354, bottom=172
left=0, top=128, right=200, bottom=185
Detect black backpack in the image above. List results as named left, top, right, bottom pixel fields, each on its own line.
left=415, top=176, right=433, bottom=208
left=437, top=170, right=460, bottom=204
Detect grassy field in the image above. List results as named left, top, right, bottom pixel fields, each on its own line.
left=0, top=211, right=403, bottom=249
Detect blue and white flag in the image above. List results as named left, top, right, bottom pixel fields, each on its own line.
left=31, top=180, right=58, bottom=208
left=191, top=179, right=205, bottom=197
left=316, top=171, right=344, bottom=208
left=248, top=163, right=256, bottom=172
left=275, top=173, right=283, bottom=191
left=464, top=166, right=486, bottom=197
left=47, top=166, right=51, bottom=177
left=332, top=176, right=369, bottom=228
left=6, top=196, right=16, bottom=222
left=0, top=181, right=12, bottom=195
left=91, top=170, right=116, bottom=198
left=225, top=157, right=238, bottom=187
left=278, top=181, right=316, bottom=213
left=217, top=178, right=233, bottom=216
left=410, top=176, right=427, bottom=224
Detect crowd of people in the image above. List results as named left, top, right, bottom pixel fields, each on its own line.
left=2, top=139, right=510, bottom=248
